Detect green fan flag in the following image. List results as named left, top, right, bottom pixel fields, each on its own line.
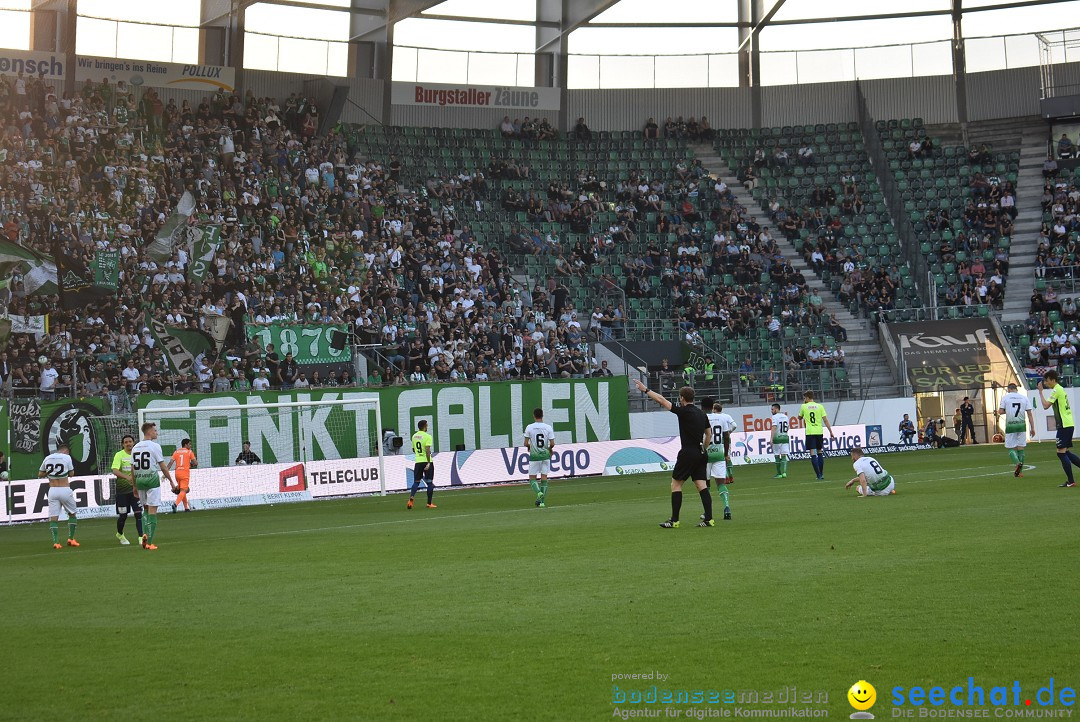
left=146, top=316, right=214, bottom=376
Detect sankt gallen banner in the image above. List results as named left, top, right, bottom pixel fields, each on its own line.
left=137, top=378, right=630, bottom=468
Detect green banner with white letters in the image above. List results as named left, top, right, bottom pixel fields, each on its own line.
left=136, top=378, right=630, bottom=467
left=248, top=323, right=351, bottom=365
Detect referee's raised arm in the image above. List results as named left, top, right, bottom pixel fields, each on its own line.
left=633, top=378, right=672, bottom=410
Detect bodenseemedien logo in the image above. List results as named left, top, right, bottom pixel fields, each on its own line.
left=849, top=680, right=877, bottom=719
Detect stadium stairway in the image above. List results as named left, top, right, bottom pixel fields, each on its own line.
left=691, top=143, right=899, bottom=395
left=1000, top=124, right=1051, bottom=321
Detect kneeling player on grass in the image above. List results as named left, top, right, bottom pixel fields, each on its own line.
left=132, top=422, right=178, bottom=550
left=524, top=408, right=555, bottom=508
left=996, top=382, right=1035, bottom=477
left=40, top=442, right=78, bottom=549
left=770, top=403, right=790, bottom=479
left=112, top=434, right=143, bottom=545
left=702, top=399, right=735, bottom=520
left=408, top=420, right=436, bottom=509
left=844, top=447, right=895, bottom=497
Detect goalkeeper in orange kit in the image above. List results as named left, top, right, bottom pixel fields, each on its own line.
left=171, top=438, right=197, bottom=512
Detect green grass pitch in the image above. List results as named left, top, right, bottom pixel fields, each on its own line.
left=1, top=444, right=1078, bottom=721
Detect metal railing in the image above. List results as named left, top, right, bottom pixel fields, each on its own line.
left=630, top=362, right=907, bottom=412
left=622, top=317, right=906, bottom=404
left=855, top=80, right=929, bottom=307
left=1034, top=266, right=1080, bottom=294
left=876, top=303, right=996, bottom=323
left=394, top=26, right=1074, bottom=91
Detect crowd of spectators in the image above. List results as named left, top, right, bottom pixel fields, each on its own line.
left=931, top=152, right=1017, bottom=310
left=0, top=79, right=627, bottom=407
left=498, top=115, right=593, bottom=143
left=755, top=169, right=905, bottom=315
left=642, top=116, right=714, bottom=142
left=615, top=175, right=839, bottom=354
left=1034, top=166, right=1080, bottom=280
left=1023, top=307, right=1080, bottom=368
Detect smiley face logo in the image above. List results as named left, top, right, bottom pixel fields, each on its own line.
left=848, top=680, right=877, bottom=714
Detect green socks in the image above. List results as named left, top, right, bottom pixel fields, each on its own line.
left=68, top=519, right=77, bottom=540
left=540, top=481, right=549, bottom=500
left=50, top=522, right=59, bottom=544
left=782, top=458, right=788, bottom=475
left=775, top=459, right=783, bottom=475
left=146, top=514, right=157, bottom=543
left=1019, top=449, right=1026, bottom=464
left=529, top=479, right=542, bottom=498
left=717, top=487, right=730, bottom=510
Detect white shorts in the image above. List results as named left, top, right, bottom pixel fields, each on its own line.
left=860, top=478, right=895, bottom=497
left=1004, top=432, right=1028, bottom=449
left=772, top=443, right=790, bottom=456
left=138, top=486, right=162, bottom=507
left=708, top=461, right=728, bottom=480
left=47, top=487, right=77, bottom=518
left=529, top=459, right=551, bottom=477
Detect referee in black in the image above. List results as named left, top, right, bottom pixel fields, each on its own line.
left=634, top=378, right=715, bottom=528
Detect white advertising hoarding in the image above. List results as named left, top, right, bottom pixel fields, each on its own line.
left=0, top=50, right=65, bottom=81
left=75, top=56, right=235, bottom=92
left=629, top=397, right=918, bottom=445
left=391, top=81, right=560, bottom=110
left=2, top=428, right=925, bottom=523
left=0, top=50, right=235, bottom=92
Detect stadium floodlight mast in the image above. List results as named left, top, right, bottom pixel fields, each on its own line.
left=137, top=396, right=388, bottom=495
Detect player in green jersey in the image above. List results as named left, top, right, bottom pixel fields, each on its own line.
left=1038, top=370, right=1079, bottom=487
left=799, top=391, right=834, bottom=480
left=131, top=422, right=177, bottom=551
left=524, top=408, right=556, bottom=508
left=995, top=382, right=1035, bottom=477
left=111, top=434, right=143, bottom=545
left=408, top=420, right=437, bottom=508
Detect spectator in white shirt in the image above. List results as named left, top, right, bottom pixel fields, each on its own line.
left=39, top=360, right=60, bottom=398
